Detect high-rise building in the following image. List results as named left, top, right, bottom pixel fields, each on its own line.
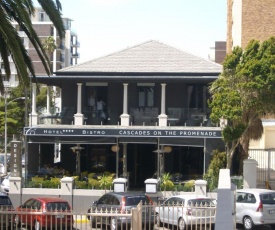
left=1, top=7, right=79, bottom=87
left=227, top=0, right=275, bottom=53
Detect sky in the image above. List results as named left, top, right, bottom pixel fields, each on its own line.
left=37, top=0, right=227, bottom=64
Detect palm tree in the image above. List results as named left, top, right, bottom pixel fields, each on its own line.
left=0, top=0, right=64, bottom=93
left=43, top=36, right=57, bottom=67
left=161, top=172, right=173, bottom=198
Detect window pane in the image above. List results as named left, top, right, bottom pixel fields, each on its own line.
left=139, top=92, right=145, bottom=107
left=147, top=91, right=154, bottom=107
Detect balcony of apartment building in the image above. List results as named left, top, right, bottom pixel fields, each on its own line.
left=71, top=41, right=80, bottom=47
left=71, top=52, right=80, bottom=58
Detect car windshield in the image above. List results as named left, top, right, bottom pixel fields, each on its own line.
left=188, top=199, right=214, bottom=207
left=260, top=193, right=275, bottom=204
left=126, top=196, right=149, bottom=206
left=0, top=196, right=12, bottom=205
left=46, top=202, right=70, bottom=211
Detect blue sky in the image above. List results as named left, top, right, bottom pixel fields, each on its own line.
left=37, top=0, right=227, bottom=63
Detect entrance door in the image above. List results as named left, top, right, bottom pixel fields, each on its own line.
left=126, top=144, right=156, bottom=189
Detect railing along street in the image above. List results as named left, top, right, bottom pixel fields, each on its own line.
left=0, top=201, right=216, bottom=230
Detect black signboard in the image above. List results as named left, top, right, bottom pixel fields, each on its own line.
left=24, top=127, right=221, bottom=138
left=10, top=141, right=22, bottom=177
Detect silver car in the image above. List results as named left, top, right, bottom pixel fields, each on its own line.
left=236, top=188, right=275, bottom=230
left=87, top=192, right=155, bottom=230
left=155, top=195, right=216, bottom=230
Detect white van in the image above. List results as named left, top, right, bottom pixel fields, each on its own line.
left=236, top=188, right=275, bottom=230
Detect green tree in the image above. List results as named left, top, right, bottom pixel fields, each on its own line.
left=209, top=37, right=275, bottom=171
left=0, top=0, right=64, bottom=92
left=42, top=36, right=57, bottom=72
left=0, top=86, right=27, bottom=151
left=203, top=150, right=227, bottom=191
left=0, top=85, right=49, bottom=148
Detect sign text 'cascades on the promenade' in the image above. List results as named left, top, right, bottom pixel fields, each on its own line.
left=24, top=127, right=221, bottom=138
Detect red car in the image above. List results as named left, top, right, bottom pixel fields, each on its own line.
left=15, top=197, right=74, bottom=230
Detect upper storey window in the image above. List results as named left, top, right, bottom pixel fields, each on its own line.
left=39, top=11, right=45, bottom=21
left=138, top=83, right=155, bottom=107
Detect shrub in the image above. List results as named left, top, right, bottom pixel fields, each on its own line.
left=183, top=180, right=195, bottom=192
left=160, top=180, right=174, bottom=191
left=99, top=175, right=113, bottom=192
left=203, top=150, right=227, bottom=191
left=74, top=180, right=88, bottom=189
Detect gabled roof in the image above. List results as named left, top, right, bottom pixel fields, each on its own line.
left=58, top=40, right=222, bottom=74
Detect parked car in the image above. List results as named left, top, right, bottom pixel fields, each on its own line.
left=155, top=195, right=216, bottom=230
left=0, top=173, right=10, bottom=193
left=0, top=192, right=14, bottom=229
left=87, top=192, right=155, bottom=230
left=0, top=153, right=11, bottom=173
left=15, top=197, right=73, bottom=230
left=236, top=188, right=275, bottom=230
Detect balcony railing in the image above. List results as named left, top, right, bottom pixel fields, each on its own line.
left=71, top=41, right=80, bottom=47
left=37, top=106, right=214, bottom=127
left=71, top=53, right=80, bottom=58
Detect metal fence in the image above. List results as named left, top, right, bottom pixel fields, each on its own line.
left=249, top=148, right=275, bottom=187
left=0, top=202, right=216, bottom=230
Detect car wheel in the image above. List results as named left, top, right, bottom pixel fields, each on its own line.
left=33, top=220, right=40, bottom=230
left=243, top=216, right=254, bottom=230
left=270, top=224, right=275, bottom=230
left=156, top=213, right=163, bottom=227
left=178, top=217, right=186, bottom=230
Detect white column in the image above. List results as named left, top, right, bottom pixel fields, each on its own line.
left=243, top=159, right=258, bottom=188
left=30, top=83, right=38, bottom=126
left=215, top=169, right=236, bottom=230
left=123, top=84, right=128, bottom=114
left=46, top=86, right=51, bottom=114
left=158, top=83, right=167, bottom=126
left=42, top=86, right=52, bottom=125
left=120, top=83, right=130, bottom=126
left=74, top=83, right=84, bottom=125
left=53, top=27, right=57, bottom=74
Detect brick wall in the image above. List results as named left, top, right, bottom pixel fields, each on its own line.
left=227, top=0, right=275, bottom=52
left=33, top=24, right=52, bottom=37
left=215, top=41, right=226, bottom=64
left=242, top=0, right=275, bottom=48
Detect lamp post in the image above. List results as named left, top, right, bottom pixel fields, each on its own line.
left=111, top=142, right=120, bottom=178
left=4, top=96, right=26, bottom=174
left=70, top=144, right=84, bottom=178
left=153, top=145, right=172, bottom=180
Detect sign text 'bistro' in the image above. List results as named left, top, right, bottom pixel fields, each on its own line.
left=24, top=127, right=221, bottom=138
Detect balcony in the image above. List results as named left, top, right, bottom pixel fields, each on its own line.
left=38, top=106, right=214, bottom=127
left=71, top=53, right=80, bottom=58
left=71, top=41, right=80, bottom=47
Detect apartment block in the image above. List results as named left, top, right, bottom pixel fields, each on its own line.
left=0, top=7, right=79, bottom=87
left=227, top=0, right=275, bottom=53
